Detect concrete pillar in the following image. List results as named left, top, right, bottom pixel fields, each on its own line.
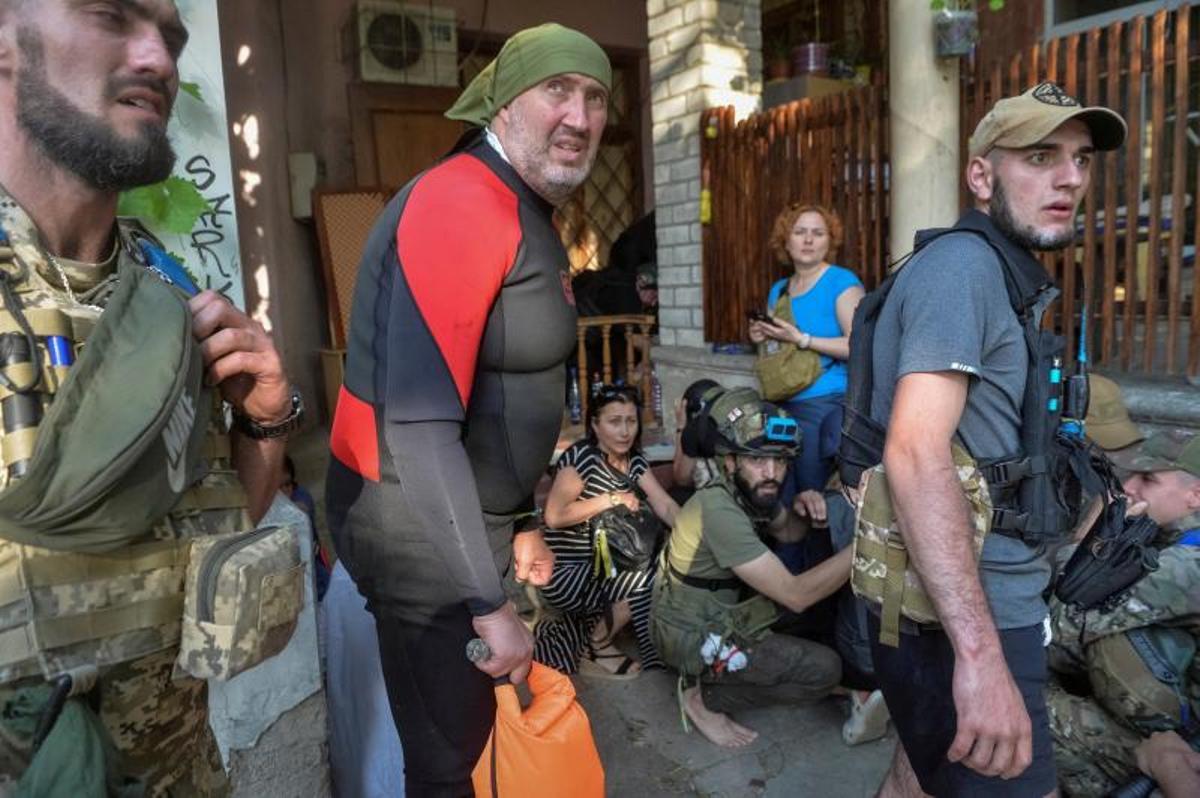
left=647, top=0, right=762, bottom=349
left=888, top=0, right=961, bottom=253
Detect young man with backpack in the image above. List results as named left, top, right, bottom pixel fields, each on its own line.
left=843, top=84, right=1126, bottom=796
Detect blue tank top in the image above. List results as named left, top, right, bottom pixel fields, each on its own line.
left=766, top=265, right=862, bottom=401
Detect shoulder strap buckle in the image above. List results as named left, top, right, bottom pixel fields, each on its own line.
left=990, top=507, right=1029, bottom=534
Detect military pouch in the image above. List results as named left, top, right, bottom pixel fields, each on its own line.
left=1087, top=627, right=1197, bottom=735
left=851, top=443, right=992, bottom=647
left=0, top=253, right=210, bottom=553
left=175, top=523, right=303, bottom=681
left=1054, top=498, right=1161, bottom=612
left=652, top=571, right=777, bottom=677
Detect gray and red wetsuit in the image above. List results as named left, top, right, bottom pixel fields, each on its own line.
left=326, top=133, right=576, bottom=795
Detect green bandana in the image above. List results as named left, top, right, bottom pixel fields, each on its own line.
left=445, top=23, right=612, bottom=127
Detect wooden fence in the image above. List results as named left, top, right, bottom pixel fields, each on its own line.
left=962, top=4, right=1200, bottom=377
left=700, top=87, right=890, bottom=344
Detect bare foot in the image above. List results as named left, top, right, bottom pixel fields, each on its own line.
left=683, top=686, right=758, bottom=748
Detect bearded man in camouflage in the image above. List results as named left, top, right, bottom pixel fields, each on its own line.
left=1048, top=430, right=1200, bottom=796
left=0, top=1, right=293, bottom=793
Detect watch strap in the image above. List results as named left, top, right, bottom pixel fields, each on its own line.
left=231, top=389, right=304, bottom=439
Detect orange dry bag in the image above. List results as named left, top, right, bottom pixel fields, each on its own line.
left=471, top=662, right=605, bottom=798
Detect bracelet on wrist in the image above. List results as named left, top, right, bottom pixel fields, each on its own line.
left=230, top=388, right=305, bottom=440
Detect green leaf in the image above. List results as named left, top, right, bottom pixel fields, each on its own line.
left=118, top=176, right=212, bottom=234
left=179, top=81, right=204, bottom=102
left=930, top=0, right=947, bottom=10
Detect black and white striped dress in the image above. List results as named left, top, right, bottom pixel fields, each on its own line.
left=533, top=440, right=664, bottom=673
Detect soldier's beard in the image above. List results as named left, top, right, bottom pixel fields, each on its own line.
left=733, top=471, right=781, bottom=512
left=15, top=26, right=176, bottom=192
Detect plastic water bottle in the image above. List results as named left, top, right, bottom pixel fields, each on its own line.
left=651, top=370, right=664, bottom=425
left=568, top=367, right=582, bottom=424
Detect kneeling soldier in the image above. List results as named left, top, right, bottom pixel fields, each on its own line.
left=652, top=387, right=852, bottom=748
left=1048, top=430, right=1200, bottom=796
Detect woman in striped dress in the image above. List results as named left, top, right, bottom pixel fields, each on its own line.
left=535, top=385, right=679, bottom=677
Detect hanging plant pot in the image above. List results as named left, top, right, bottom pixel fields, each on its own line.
left=934, top=9, right=978, bottom=58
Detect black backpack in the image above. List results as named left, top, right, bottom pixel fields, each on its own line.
left=839, top=213, right=1105, bottom=546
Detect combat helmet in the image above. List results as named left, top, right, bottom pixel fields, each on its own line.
left=708, top=387, right=801, bottom=457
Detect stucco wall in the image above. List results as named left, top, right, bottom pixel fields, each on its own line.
left=218, top=1, right=650, bottom=420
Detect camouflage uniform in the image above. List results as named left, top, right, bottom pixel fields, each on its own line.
left=1047, top=508, right=1200, bottom=797
left=0, top=187, right=243, bottom=795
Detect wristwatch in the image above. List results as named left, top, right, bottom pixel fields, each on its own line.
left=231, top=388, right=305, bottom=439
left=609, top=492, right=621, bottom=507
left=798, top=332, right=812, bottom=349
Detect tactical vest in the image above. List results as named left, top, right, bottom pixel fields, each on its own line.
left=841, top=212, right=1103, bottom=546
left=0, top=207, right=250, bottom=686
left=651, top=482, right=780, bottom=676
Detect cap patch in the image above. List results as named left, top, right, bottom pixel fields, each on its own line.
left=1032, top=82, right=1079, bottom=107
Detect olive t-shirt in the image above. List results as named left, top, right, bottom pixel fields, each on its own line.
left=666, top=483, right=768, bottom=590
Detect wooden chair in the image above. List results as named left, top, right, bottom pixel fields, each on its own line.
left=312, top=189, right=390, bottom=415
left=575, top=314, right=658, bottom=426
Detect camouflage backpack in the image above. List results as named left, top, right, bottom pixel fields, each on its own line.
left=851, top=443, right=993, bottom=647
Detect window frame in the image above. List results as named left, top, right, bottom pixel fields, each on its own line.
left=1044, top=0, right=1190, bottom=40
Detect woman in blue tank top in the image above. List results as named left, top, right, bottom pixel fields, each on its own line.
left=749, top=203, right=865, bottom=508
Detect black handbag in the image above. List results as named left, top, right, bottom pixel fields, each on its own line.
left=587, top=465, right=663, bottom=577
left=1054, top=496, right=1161, bottom=612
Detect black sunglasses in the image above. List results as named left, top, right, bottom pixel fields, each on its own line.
left=592, top=384, right=640, bottom=402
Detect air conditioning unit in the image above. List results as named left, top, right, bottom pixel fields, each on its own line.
left=348, top=1, right=458, bottom=87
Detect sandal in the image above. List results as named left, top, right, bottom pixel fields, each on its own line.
left=578, top=643, right=641, bottom=681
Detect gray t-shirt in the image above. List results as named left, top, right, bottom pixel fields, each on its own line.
left=870, top=231, right=1050, bottom=630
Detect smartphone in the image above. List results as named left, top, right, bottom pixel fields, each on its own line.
left=746, top=309, right=772, bottom=324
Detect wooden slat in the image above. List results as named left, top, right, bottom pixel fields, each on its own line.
left=855, top=89, right=868, bottom=277
left=1060, top=34, right=1079, bottom=358
left=1101, top=21, right=1122, bottom=366
left=870, top=85, right=886, bottom=282
left=1121, top=16, right=1144, bottom=369
left=1192, top=11, right=1200, bottom=375
left=1082, top=28, right=1101, bottom=368
left=1044, top=38, right=1062, bottom=336
left=1142, top=10, right=1167, bottom=370
left=1166, top=8, right=1189, bottom=372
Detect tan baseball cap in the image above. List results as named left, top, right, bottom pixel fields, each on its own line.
left=1085, top=375, right=1143, bottom=452
left=969, top=82, right=1127, bottom=158
left=1109, top=430, right=1200, bottom=478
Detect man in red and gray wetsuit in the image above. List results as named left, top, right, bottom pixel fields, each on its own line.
left=326, top=23, right=612, bottom=796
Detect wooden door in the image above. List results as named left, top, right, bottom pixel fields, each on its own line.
left=349, top=83, right=465, bottom=190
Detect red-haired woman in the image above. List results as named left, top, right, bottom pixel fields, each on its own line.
left=749, top=203, right=864, bottom=508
